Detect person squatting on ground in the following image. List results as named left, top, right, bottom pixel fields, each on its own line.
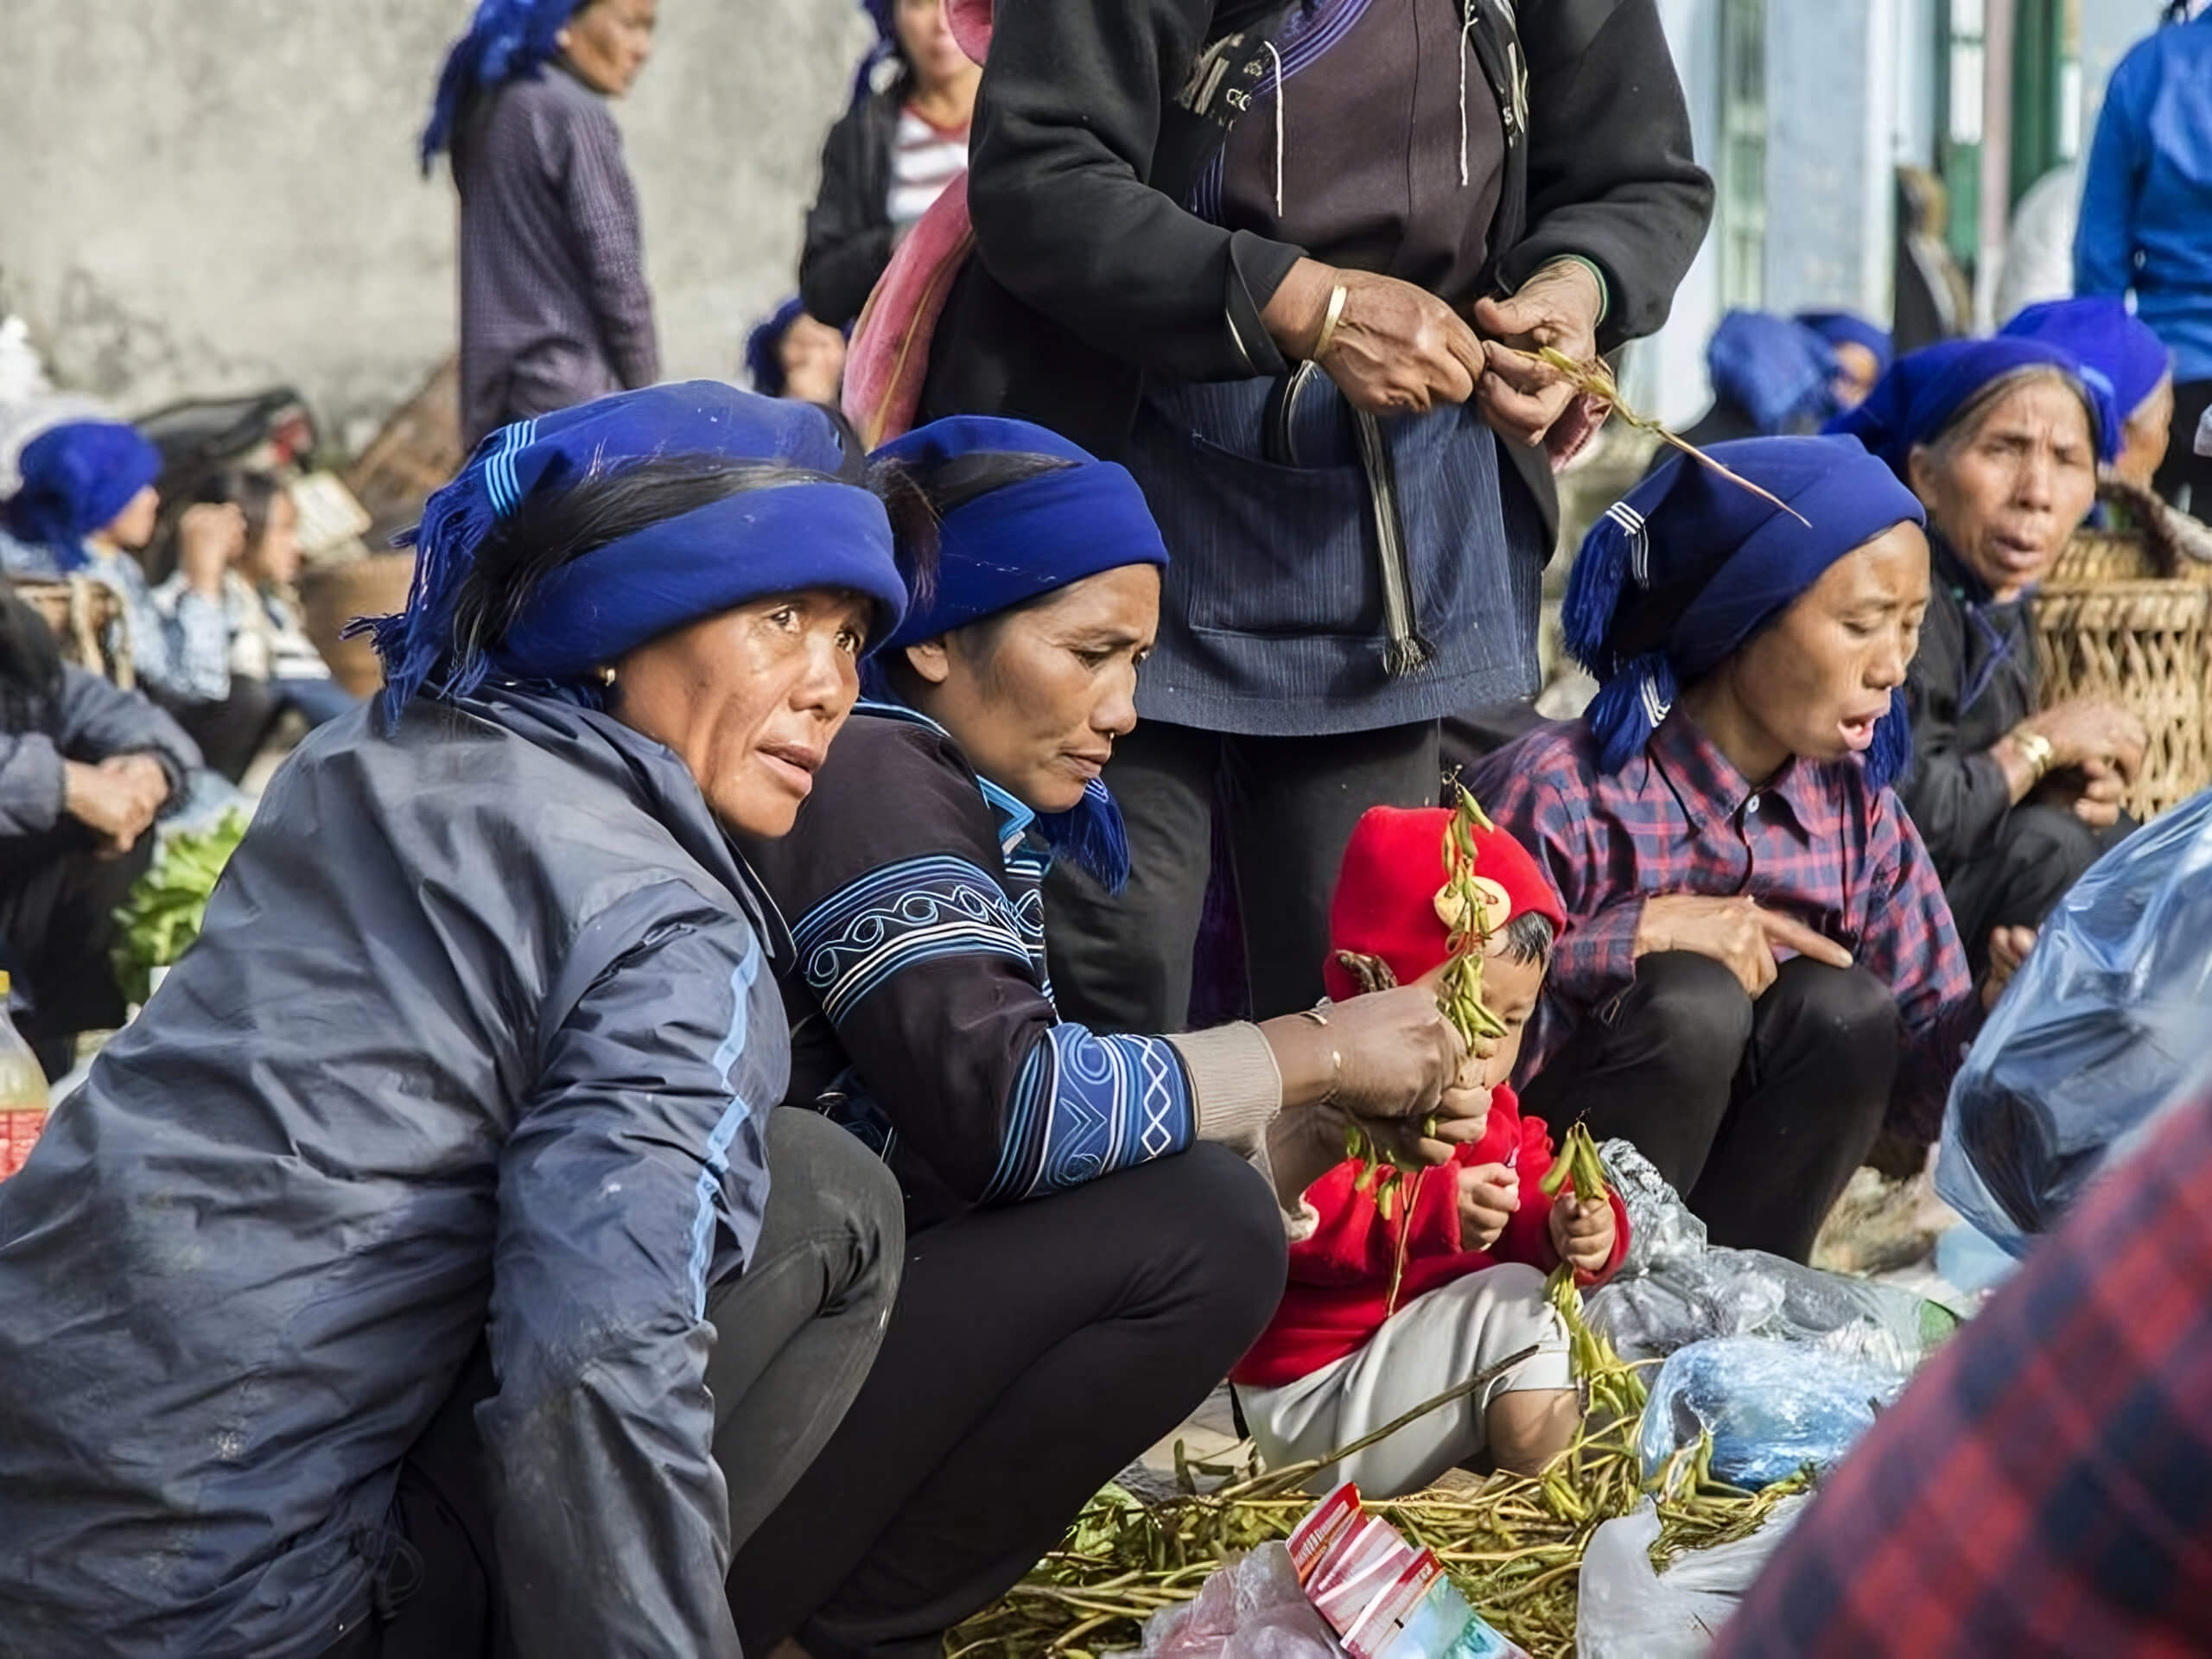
left=1470, top=435, right=2020, bottom=1265
left=1233, top=804, right=1628, bottom=1499
left=914, top=0, right=1713, bottom=1031
left=0, top=385, right=922, bottom=1657
left=0, top=418, right=274, bottom=781
left=1834, top=338, right=2143, bottom=975
left=0, top=593, right=200, bottom=1080
left=728, top=414, right=1478, bottom=1659
left=424, top=0, right=662, bottom=447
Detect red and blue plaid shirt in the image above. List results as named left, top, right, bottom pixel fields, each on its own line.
left=1714, top=1084, right=2212, bottom=1657
left=1466, top=713, right=1978, bottom=1137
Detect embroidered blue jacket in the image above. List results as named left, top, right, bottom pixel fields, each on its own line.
left=741, top=705, right=1198, bottom=1225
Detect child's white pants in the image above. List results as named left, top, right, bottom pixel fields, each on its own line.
left=1236, top=1262, right=1571, bottom=1498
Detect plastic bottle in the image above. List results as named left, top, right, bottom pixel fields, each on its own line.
left=0, top=970, right=50, bottom=1180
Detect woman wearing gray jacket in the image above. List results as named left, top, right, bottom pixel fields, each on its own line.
left=0, top=385, right=912, bottom=1658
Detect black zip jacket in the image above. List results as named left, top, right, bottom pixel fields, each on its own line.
left=800, top=85, right=902, bottom=331
left=918, top=0, right=1713, bottom=545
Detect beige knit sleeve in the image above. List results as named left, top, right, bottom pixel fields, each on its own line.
left=1166, top=1022, right=1316, bottom=1242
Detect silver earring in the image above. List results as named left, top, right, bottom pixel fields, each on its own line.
left=598, top=665, right=617, bottom=688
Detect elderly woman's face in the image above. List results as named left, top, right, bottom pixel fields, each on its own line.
left=613, top=588, right=872, bottom=837
left=560, top=0, right=658, bottom=97
left=902, top=563, right=1160, bottom=813
left=1909, top=376, right=2099, bottom=602
left=1720, top=521, right=1930, bottom=769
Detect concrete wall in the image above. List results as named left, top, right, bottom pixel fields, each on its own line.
left=0, top=0, right=873, bottom=453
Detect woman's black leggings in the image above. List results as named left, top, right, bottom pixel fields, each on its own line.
left=1518, top=952, right=1902, bottom=1262
left=726, top=1141, right=1289, bottom=1659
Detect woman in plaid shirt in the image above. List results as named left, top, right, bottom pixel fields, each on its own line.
left=1470, top=435, right=2024, bottom=1262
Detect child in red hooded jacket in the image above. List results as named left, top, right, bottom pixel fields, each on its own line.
left=1232, top=805, right=1630, bottom=1497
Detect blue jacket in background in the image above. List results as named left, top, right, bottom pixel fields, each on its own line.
left=2076, top=12, right=2212, bottom=384
left=0, top=689, right=789, bottom=1658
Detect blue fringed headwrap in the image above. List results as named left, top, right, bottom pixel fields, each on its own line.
left=1796, top=310, right=1895, bottom=378
left=867, top=414, right=1173, bottom=893
left=420, top=0, right=582, bottom=172
left=2, top=421, right=162, bottom=569
left=745, top=296, right=810, bottom=397
left=872, top=416, right=1170, bottom=652
left=1827, top=338, right=2121, bottom=474
left=1706, top=310, right=1840, bottom=435
left=1563, top=435, right=1928, bottom=788
left=2001, top=297, right=2174, bottom=424
left=357, top=381, right=906, bottom=727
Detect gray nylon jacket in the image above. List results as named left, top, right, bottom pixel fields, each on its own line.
left=0, top=689, right=789, bottom=1658
left=0, top=664, right=200, bottom=837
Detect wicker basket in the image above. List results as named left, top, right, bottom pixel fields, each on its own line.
left=2051, top=528, right=2158, bottom=586
left=6, top=577, right=132, bottom=687
left=2031, top=579, right=2212, bottom=820
left=300, top=553, right=416, bottom=699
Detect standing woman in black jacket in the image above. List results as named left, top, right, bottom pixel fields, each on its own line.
left=800, top=0, right=982, bottom=331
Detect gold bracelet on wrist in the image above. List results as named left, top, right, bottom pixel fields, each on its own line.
left=2010, top=727, right=2056, bottom=785
left=1310, top=283, right=1349, bottom=362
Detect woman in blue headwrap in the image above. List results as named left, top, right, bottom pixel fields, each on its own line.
left=745, top=295, right=849, bottom=404
left=727, top=414, right=1476, bottom=1657
left=1797, top=308, right=1894, bottom=411
left=423, top=0, right=662, bottom=445
left=1834, top=339, right=2144, bottom=973
left=0, top=384, right=915, bottom=1659
left=1668, top=311, right=1842, bottom=461
left=1469, top=435, right=2014, bottom=1262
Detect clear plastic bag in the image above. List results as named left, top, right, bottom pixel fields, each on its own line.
left=1587, top=1148, right=1959, bottom=1375
left=1636, top=1337, right=1904, bottom=1490
left=1573, top=1497, right=1808, bottom=1659
left=1127, top=1542, right=1343, bottom=1659
left=1939, top=788, right=2212, bottom=1258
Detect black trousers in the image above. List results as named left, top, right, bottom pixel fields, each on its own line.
left=321, top=1109, right=904, bottom=1657
left=1520, top=953, right=1900, bottom=1263
left=155, top=677, right=280, bottom=785
left=0, top=823, right=154, bottom=1076
left=2156, top=378, right=2212, bottom=517
left=726, top=1143, right=1288, bottom=1659
left=1942, top=803, right=2130, bottom=976
left=1046, top=717, right=1441, bottom=1030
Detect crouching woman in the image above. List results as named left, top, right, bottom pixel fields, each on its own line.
left=0, top=385, right=914, bottom=1658
left=1471, top=435, right=2019, bottom=1264
left=728, top=415, right=1475, bottom=1658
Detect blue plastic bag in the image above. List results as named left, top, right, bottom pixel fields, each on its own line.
left=1636, top=1337, right=1904, bottom=1490
left=1938, top=787, right=2212, bottom=1258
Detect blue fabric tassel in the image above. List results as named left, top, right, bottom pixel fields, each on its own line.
left=1585, top=652, right=1679, bottom=775
left=1036, top=778, right=1133, bottom=895
left=348, top=449, right=505, bottom=728
left=1866, top=686, right=1913, bottom=791
left=1561, top=502, right=1641, bottom=672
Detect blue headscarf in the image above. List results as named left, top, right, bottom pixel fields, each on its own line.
left=1827, top=338, right=2121, bottom=475
left=1796, top=310, right=1895, bottom=378
left=868, top=415, right=1172, bottom=891
left=2, top=421, right=162, bottom=569
left=1563, top=435, right=1928, bottom=786
left=745, top=296, right=810, bottom=397
left=1707, top=310, right=1840, bottom=434
left=2000, top=297, right=2174, bottom=423
left=420, top=0, right=582, bottom=172
left=358, top=381, right=906, bottom=726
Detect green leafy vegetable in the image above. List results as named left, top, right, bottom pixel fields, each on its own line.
left=112, top=810, right=250, bottom=1005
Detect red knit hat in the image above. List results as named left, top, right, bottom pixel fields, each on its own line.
left=1321, top=805, right=1567, bottom=1002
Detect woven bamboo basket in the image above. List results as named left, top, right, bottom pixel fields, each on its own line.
left=2031, top=579, right=2212, bottom=820
left=300, top=553, right=416, bottom=699
left=2050, top=524, right=2212, bottom=588
left=6, top=577, right=132, bottom=687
